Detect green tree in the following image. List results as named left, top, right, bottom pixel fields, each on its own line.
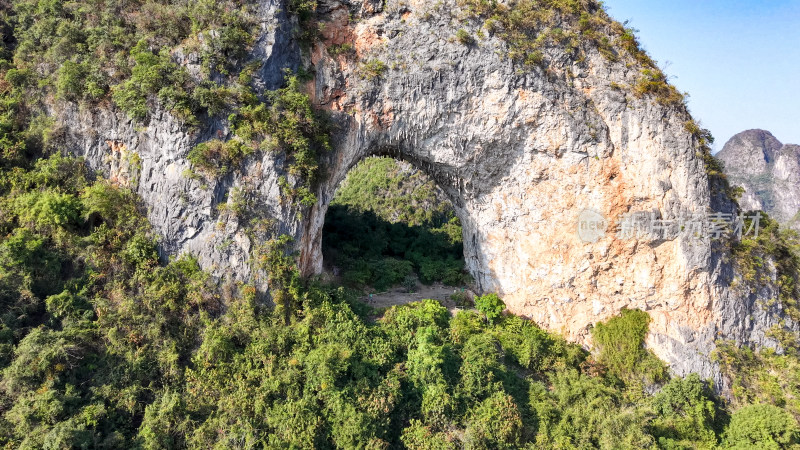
left=650, top=374, right=720, bottom=448
left=723, top=404, right=799, bottom=449
left=475, top=293, right=505, bottom=324
left=464, top=391, right=523, bottom=449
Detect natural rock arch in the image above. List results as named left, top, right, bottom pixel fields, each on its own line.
left=57, top=0, right=794, bottom=387
left=313, top=149, right=481, bottom=292
left=295, top=0, right=719, bottom=370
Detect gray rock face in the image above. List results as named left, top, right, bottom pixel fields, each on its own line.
left=717, top=129, right=800, bottom=228
left=53, top=0, right=796, bottom=388
left=718, top=129, right=782, bottom=179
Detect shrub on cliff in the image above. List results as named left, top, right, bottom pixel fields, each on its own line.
left=187, top=138, right=253, bottom=176
left=633, top=68, right=686, bottom=107
left=592, top=308, right=668, bottom=385
left=112, top=41, right=195, bottom=122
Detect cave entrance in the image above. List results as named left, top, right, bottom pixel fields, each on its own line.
left=321, top=156, right=473, bottom=302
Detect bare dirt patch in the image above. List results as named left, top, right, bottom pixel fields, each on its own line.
left=362, top=283, right=475, bottom=316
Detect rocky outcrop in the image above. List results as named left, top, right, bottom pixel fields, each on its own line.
left=56, top=0, right=306, bottom=291
left=717, top=129, right=800, bottom=229
left=54, top=0, right=796, bottom=387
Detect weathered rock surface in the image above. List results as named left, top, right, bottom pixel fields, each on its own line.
left=54, top=0, right=796, bottom=388
left=717, top=129, right=800, bottom=229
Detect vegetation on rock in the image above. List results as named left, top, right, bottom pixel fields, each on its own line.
left=592, top=307, right=668, bottom=385
left=9, top=0, right=257, bottom=121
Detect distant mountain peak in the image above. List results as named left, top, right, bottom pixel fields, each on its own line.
left=718, top=130, right=800, bottom=228
left=717, top=129, right=783, bottom=176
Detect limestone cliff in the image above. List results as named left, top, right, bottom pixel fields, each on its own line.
left=52, top=0, right=797, bottom=388
left=717, top=129, right=800, bottom=229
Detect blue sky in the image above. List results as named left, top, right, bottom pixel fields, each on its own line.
left=602, top=0, right=800, bottom=150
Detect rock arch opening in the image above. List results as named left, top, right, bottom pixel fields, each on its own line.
left=320, top=156, right=475, bottom=299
